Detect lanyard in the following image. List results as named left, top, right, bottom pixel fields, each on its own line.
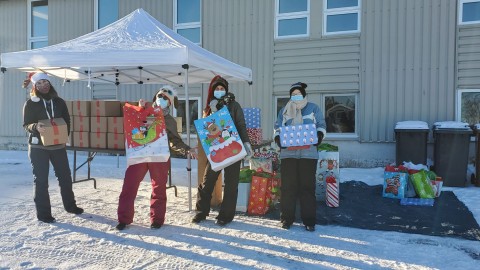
left=43, top=99, right=54, bottom=120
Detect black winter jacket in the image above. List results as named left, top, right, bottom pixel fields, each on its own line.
left=23, top=96, right=70, bottom=148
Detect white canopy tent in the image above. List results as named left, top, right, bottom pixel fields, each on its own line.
left=1, top=8, right=253, bottom=210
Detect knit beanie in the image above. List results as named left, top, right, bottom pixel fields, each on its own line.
left=289, top=82, right=307, bottom=97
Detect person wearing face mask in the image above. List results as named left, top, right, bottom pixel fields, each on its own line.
left=192, top=75, right=253, bottom=226
left=22, top=72, right=84, bottom=223
left=273, top=82, right=326, bottom=232
left=116, top=85, right=197, bottom=230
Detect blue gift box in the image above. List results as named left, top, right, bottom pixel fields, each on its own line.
left=400, top=198, right=434, bottom=206
left=243, top=108, right=261, bottom=128
left=279, top=123, right=318, bottom=147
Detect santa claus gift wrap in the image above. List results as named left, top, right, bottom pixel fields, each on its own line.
left=194, top=107, right=247, bottom=171
left=123, top=103, right=170, bottom=167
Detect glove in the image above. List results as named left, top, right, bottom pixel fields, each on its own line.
left=274, top=136, right=282, bottom=148
left=244, top=142, right=253, bottom=160
left=315, top=131, right=324, bottom=146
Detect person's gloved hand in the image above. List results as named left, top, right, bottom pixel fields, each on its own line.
left=244, top=142, right=253, bottom=160
left=316, top=131, right=324, bottom=146
left=188, top=147, right=198, bottom=159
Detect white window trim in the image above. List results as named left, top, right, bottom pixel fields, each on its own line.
left=28, top=0, right=48, bottom=49
left=174, top=0, right=202, bottom=45
left=458, top=0, right=480, bottom=25
left=275, top=0, right=310, bottom=39
left=322, top=93, right=358, bottom=139
left=173, top=96, right=201, bottom=135
left=323, top=0, right=361, bottom=36
left=456, top=89, right=480, bottom=122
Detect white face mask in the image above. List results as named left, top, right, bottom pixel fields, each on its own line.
left=156, top=98, right=169, bottom=109
left=214, top=90, right=226, bottom=99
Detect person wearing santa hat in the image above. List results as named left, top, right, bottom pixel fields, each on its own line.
left=192, top=75, right=253, bottom=226
left=116, top=85, right=197, bottom=230
left=23, top=72, right=84, bottom=224
left=273, top=82, right=326, bottom=232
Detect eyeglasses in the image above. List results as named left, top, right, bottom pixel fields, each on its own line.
left=156, top=94, right=169, bottom=100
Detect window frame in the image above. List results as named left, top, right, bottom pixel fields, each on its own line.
left=173, top=96, right=202, bottom=135
left=323, top=0, right=361, bottom=36
left=94, top=0, right=119, bottom=30
left=458, top=0, right=480, bottom=25
left=174, top=0, right=202, bottom=45
left=321, top=93, right=358, bottom=139
left=275, top=0, right=310, bottom=39
left=456, top=89, right=480, bottom=125
left=273, top=96, right=290, bottom=124
left=28, top=0, right=48, bottom=49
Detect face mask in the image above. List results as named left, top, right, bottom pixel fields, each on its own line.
left=214, top=90, right=226, bottom=99
left=291, top=95, right=303, bottom=101
left=156, top=98, right=169, bottom=109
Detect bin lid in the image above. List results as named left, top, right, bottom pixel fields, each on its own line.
left=395, top=121, right=429, bottom=130
left=433, top=121, right=472, bottom=132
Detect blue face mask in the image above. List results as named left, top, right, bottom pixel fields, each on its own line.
left=156, top=98, right=169, bottom=109
left=291, top=95, right=304, bottom=101
left=214, top=90, right=226, bottom=99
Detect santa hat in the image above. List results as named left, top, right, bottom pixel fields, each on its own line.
left=289, top=82, right=307, bottom=97
left=30, top=72, right=50, bottom=85
left=154, top=85, right=178, bottom=108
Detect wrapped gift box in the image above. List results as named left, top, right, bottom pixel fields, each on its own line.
left=279, top=123, right=317, bottom=147
left=243, top=108, right=261, bottom=128
left=247, top=174, right=271, bottom=215
left=246, top=127, right=262, bottom=145
left=194, top=107, right=247, bottom=172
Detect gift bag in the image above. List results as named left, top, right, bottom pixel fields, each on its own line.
left=249, top=157, right=273, bottom=174
left=247, top=174, right=272, bottom=215
left=410, top=170, right=435, bottom=199
left=123, top=103, right=170, bottom=167
left=279, top=123, right=317, bottom=147
left=383, top=171, right=408, bottom=199
left=253, top=147, right=280, bottom=172
left=194, top=107, right=247, bottom=171
left=268, top=173, right=282, bottom=210
left=316, top=143, right=340, bottom=201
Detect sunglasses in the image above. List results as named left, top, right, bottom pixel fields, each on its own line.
left=156, top=94, right=169, bottom=100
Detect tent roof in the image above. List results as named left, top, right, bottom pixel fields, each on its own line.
left=0, top=8, right=252, bottom=86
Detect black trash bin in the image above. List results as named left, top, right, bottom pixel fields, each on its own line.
left=433, top=121, right=473, bottom=187
left=394, top=121, right=429, bottom=166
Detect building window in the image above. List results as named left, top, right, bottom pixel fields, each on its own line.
left=174, top=0, right=201, bottom=44
left=94, top=0, right=118, bottom=29
left=459, top=0, right=480, bottom=25
left=323, top=0, right=361, bottom=36
left=274, top=96, right=290, bottom=121
left=323, top=94, right=357, bottom=136
left=174, top=97, right=201, bottom=135
left=275, top=0, right=310, bottom=39
left=28, top=0, right=48, bottom=49
left=456, top=89, right=480, bottom=125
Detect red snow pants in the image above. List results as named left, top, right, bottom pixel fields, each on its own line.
left=117, top=159, right=170, bottom=225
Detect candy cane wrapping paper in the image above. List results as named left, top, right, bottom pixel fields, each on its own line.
left=326, top=175, right=339, bottom=207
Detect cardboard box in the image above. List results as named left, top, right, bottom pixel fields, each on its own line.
left=90, top=132, right=107, bottom=149
left=72, top=131, right=89, bottom=148
left=107, top=133, right=125, bottom=150
left=38, top=118, right=69, bottom=146
left=73, top=116, right=90, bottom=132
left=65, top=100, right=73, bottom=115
left=107, top=117, right=124, bottom=133
left=91, top=100, right=122, bottom=117
left=72, top=101, right=91, bottom=116
left=90, top=116, right=108, bottom=133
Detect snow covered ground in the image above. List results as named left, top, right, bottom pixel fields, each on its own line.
left=0, top=149, right=479, bottom=269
